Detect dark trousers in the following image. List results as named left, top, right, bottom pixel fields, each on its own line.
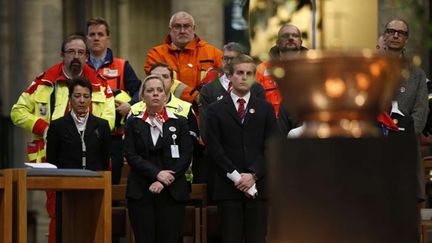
left=218, top=199, right=268, bottom=243
left=110, top=136, right=124, bottom=185
left=128, top=191, right=185, bottom=243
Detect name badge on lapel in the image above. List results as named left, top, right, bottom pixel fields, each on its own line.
left=171, top=133, right=179, bottom=158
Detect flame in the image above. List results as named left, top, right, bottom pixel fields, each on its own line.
left=325, top=78, right=346, bottom=98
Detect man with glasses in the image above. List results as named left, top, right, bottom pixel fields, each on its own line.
left=11, top=34, right=115, bottom=163
left=383, top=19, right=409, bottom=58
left=382, top=19, right=428, bottom=205
left=144, top=11, right=223, bottom=104
left=255, top=24, right=308, bottom=117
left=10, top=34, right=115, bottom=243
left=382, top=18, right=428, bottom=135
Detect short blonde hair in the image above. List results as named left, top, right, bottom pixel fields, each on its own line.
left=138, top=75, right=166, bottom=101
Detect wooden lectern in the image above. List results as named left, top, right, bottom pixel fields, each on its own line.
left=13, top=169, right=111, bottom=243
left=0, top=169, right=12, bottom=243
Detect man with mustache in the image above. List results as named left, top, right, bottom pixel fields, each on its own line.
left=255, top=24, right=308, bottom=117
left=144, top=11, right=223, bottom=104
left=10, top=34, right=115, bottom=243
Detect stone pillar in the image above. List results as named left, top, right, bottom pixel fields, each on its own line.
left=0, top=0, right=62, bottom=166
left=171, top=0, right=224, bottom=49
left=1, top=1, right=62, bottom=242
left=119, top=0, right=172, bottom=79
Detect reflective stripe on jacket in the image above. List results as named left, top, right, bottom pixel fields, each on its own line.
left=98, top=57, right=126, bottom=91
left=130, top=93, right=191, bottom=118
left=10, top=62, right=115, bottom=162
left=256, top=61, right=282, bottom=117
left=144, top=35, right=223, bottom=103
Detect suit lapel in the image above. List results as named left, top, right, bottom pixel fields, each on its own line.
left=243, top=97, right=256, bottom=125
left=222, top=95, right=242, bottom=125
left=84, top=114, right=99, bottom=141
left=213, top=78, right=227, bottom=102
left=139, top=118, right=152, bottom=149
left=64, top=113, right=81, bottom=140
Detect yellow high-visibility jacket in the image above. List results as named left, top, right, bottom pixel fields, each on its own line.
left=10, top=62, right=115, bottom=162
left=130, top=92, right=191, bottom=118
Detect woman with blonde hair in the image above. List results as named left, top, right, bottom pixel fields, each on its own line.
left=124, top=74, right=193, bottom=243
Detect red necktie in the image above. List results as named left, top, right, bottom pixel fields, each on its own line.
left=227, top=82, right=233, bottom=92
left=237, top=98, right=245, bottom=120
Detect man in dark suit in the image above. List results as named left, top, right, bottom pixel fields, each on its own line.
left=200, top=42, right=265, bottom=142
left=198, top=43, right=265, bottom=185
left=46, top=77, right=111, bottom=170
left=206, top=54, right=277, bottom=243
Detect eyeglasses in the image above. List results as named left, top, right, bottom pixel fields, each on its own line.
left=152, top=73, right=171, bottom=79
left=385, top=28, right=408, bottom=37
left=171, top=24, right=193, bottom=32
left=159, top=74, right=170, bottom=79
left=279, top=33, right=300, bottom=40
left=64, top=49, right=87, bottom=57
left=223, top=56, right=235, bottom=62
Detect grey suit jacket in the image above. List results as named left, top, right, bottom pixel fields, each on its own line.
left=394, top=65, right=428, bottom=134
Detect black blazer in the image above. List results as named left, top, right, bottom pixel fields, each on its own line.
left=206, top=95, right=277, bottom=200
left=123, top=114, right=193, bottom=202
left=46, top=113, right=111, bottom=170
left=199, top=77, right=266, bottom=142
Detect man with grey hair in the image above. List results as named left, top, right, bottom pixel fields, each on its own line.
left=381, top=18, right=428, bottom=204
left=382, top=18, right=427, bottom=135
left=144, top=11, right=223, bottom=104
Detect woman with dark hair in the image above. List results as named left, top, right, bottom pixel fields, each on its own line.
left=46, top=77, right=111, bottom=170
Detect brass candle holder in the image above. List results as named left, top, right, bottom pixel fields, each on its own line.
left=271, top=50, right=404, bottom=138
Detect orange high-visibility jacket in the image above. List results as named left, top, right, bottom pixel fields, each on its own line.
left=144, top=35, right=223, bottom=103
left=256, top=61, right=282, bottom=117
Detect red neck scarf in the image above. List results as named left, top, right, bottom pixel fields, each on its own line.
left=142, top=107, right=169, bottom=124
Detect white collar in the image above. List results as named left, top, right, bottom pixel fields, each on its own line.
left=70, top=110, right=89, bottom=132
left=219, top=74, right=231, bottom=91
left=230, top=91, right=251, bottom=104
